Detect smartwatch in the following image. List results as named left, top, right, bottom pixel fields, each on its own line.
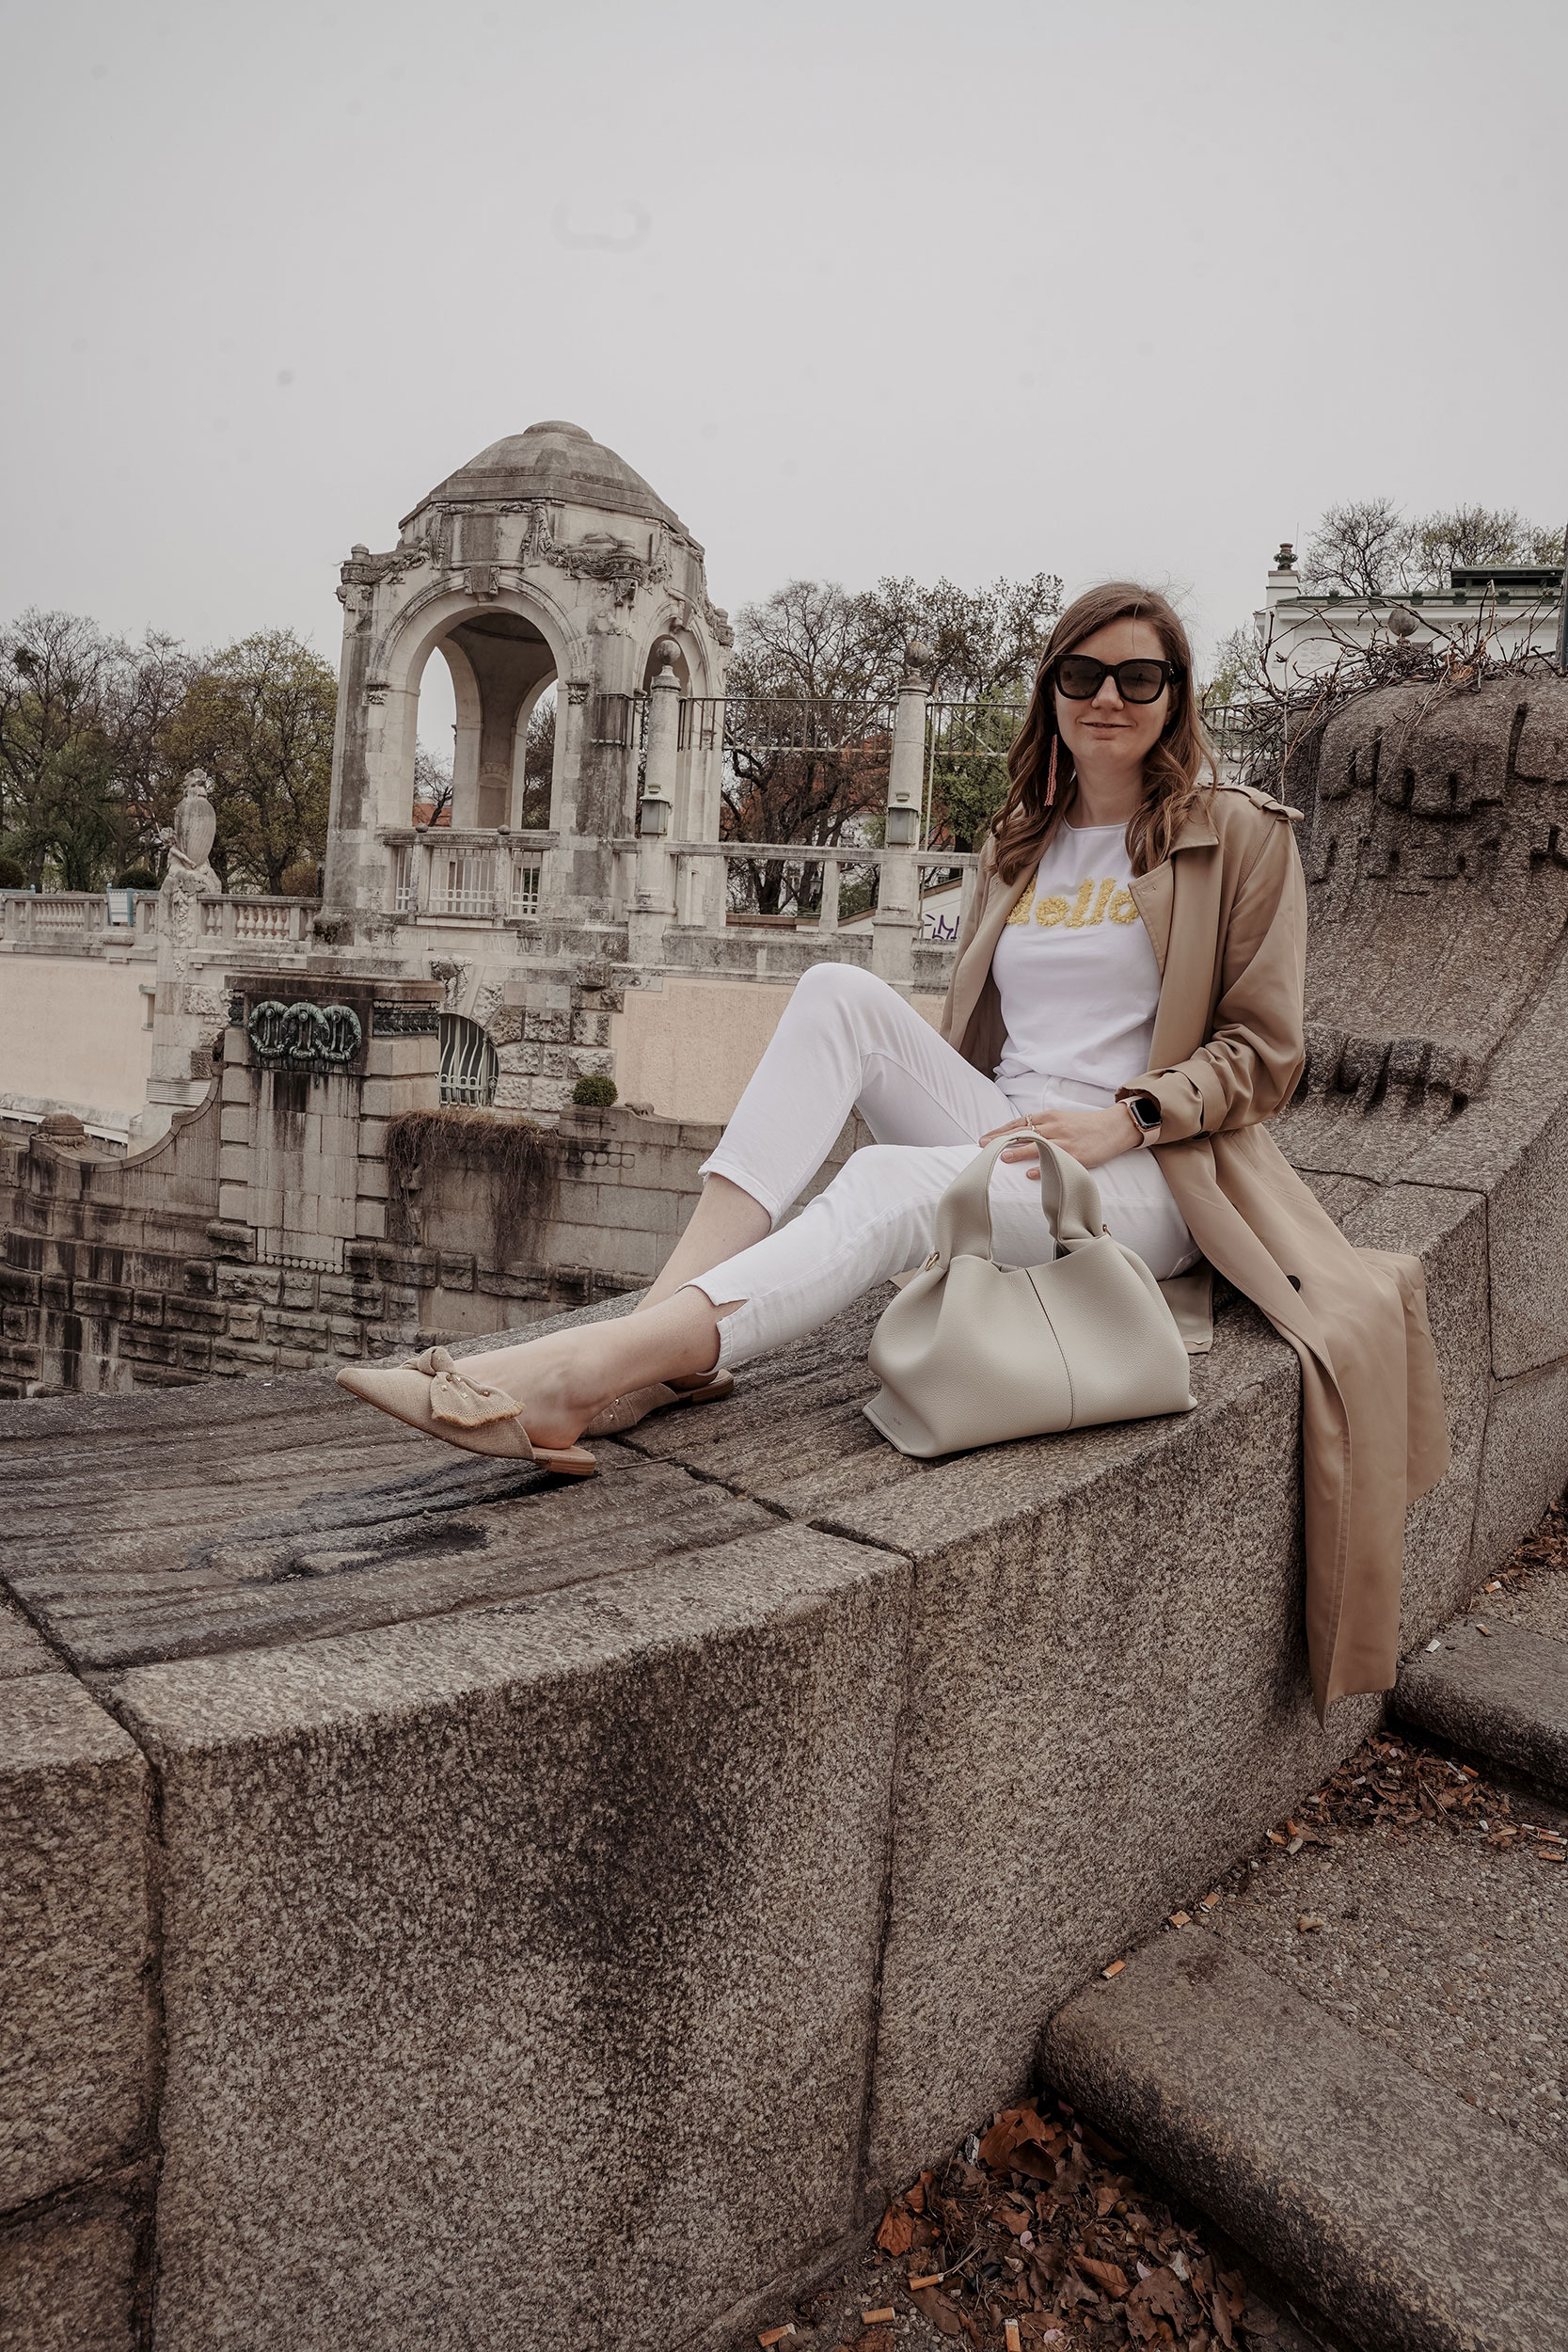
left=1124, top=1093, right=1162, bottom=1140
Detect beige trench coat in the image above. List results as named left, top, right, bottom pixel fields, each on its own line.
left=939, top=782, right=1450, bottom=1718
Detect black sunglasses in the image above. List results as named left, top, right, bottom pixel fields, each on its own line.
left=1052, top=655, right=1182, bottom=705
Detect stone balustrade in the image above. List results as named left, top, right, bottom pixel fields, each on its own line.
left=380, top=829, right=553, bottom=923
left=194, top=895, right=319, bottom=946
left=0, top=889, right=158, bottom=947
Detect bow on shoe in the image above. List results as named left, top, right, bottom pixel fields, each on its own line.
left=407, top=1346, right=524, bottom=1429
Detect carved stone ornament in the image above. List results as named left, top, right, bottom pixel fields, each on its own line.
left=545, top=526, right=672, bottom=610
left=700, top=591, right=735, bottom=650
left=372, top=1001, right=440, bottom=1039
left=515, top=501, right=562, bottom=562
left=428, top=957, right=471, bottom=1010
left=246, top=999, right=364, bottom=1073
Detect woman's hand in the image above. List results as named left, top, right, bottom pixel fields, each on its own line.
left=978, top=1104, right=1141, bottom=1174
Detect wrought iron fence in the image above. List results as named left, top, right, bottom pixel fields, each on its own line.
left=590, top=692, right=646, bottom=750
left=439, top=1014, right=499, bottom=1106
left=679, top=694, right=897, bottom=757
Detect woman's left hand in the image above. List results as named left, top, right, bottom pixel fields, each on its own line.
left=978, top=1104, right=1140, bottom=1173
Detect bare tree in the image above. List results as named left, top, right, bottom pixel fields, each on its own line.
left=721, top=572, right=1061, bottom=900
left=1303, top=499, right=1563, bottom=596
left=519, top=687, right=555, bottom=828
left=721, top=580, right=901, bottom=913
left=1416, top=505, right=1565, bottom=580
left=1302, top=500, right=1418, bottom=596
left=413, top=744, right=453, bottom=826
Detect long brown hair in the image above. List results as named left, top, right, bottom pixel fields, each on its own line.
left=990, top=582, right=1216, bottom=884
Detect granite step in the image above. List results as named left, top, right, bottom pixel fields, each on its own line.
left=1040, top=1929, right=1568, bottom=2352
left=1395, top=1615, right=1568, bottom=1804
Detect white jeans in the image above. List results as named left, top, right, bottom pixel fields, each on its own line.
left=688, top=963, right=1197, bottom=1369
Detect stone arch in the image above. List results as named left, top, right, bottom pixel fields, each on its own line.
left=374, top=587, right=579, bottom=835
left=642, top=620, right=720, bottom=841
left=509, top=675, right=557, bottom=831
left=411, top=635, right=480, bottom=827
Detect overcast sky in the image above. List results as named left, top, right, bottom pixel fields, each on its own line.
left=4, top=0, right=1564, bottom=753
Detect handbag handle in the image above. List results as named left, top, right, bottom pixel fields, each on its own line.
left=933, top=1129, right=1106, bottom=1268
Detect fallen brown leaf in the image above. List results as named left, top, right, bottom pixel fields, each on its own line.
left=910, top=2285, right=966, bottom=2338
left=1074, top=2255, right=1130, bottom=2297
left=875, top=2204, right=913, bottom=2255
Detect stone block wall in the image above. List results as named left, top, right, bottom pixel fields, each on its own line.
left=408, top=1104, right=861, bottom=1338
left=0, top=1086, right=861, bottom=1393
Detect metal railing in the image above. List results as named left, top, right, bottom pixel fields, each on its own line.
left=590, top=691, right=646, bottom=750
left=666, top=840, right=982, bottom=939
left=682, top=693, right=899, bottom=757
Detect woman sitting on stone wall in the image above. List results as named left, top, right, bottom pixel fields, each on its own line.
left=339, top=582, right=1449, bottom=1719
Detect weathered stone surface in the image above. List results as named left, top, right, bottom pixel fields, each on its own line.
left=0, top=1615, right=152, bottom=2213
left=622, top=1294, right=1381, bottom=2190
left=1402, top=955, right=1568, bottom=1379
left=0, top=1375, right=777, bottom=1670
left=107, top=1522, right=906, bottom=2352
left=0, top=2176, right=147, bottom=2352
left=1200, top=1804, right=1568, bottom=2168
left=1472, top=1355, right=1568, bottom=1577
left=1041, top=1931, right=1568, bottom=2352
left=1395, top=1617, right=1568, bottom=1799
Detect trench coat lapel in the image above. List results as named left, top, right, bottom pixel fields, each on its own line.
left=1129, top=799, right=1218, bottom=1073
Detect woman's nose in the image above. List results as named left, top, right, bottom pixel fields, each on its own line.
left=1092, top=677, right=1124, bottom=707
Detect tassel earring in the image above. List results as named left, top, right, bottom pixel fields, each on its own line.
left=1044, top=731, right=1059, bottom=809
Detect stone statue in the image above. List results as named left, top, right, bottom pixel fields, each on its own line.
left=143, top=771, right=229, bottom=1130
left=159, top=771, right=223, bottom=954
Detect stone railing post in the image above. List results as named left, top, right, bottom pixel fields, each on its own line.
left=627, top=640, right=680, bottom=966
left=872, top=643, right=931, bottom=989
left=816, top=855, right=840, bottom=935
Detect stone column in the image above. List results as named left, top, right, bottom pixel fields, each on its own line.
left=541, top=680, right=590, bottom=917
left=871, top=646, right=930, bottom=991
left=626, top=643, right=680, bottom=967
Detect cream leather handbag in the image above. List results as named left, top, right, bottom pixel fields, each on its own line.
left=863, top=1131, right=1196, bottom=1458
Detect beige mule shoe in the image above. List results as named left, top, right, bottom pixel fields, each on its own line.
left=584, top=1368, right=735, bottom=1438
left=335, top=1345, right=596, bottom=1476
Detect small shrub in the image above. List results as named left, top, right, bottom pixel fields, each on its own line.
left=0, top=857, right=26, bottom=890
left=572, top=1073, right=617, bottom=1108
left=114, top=866, right=160, bottom=891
